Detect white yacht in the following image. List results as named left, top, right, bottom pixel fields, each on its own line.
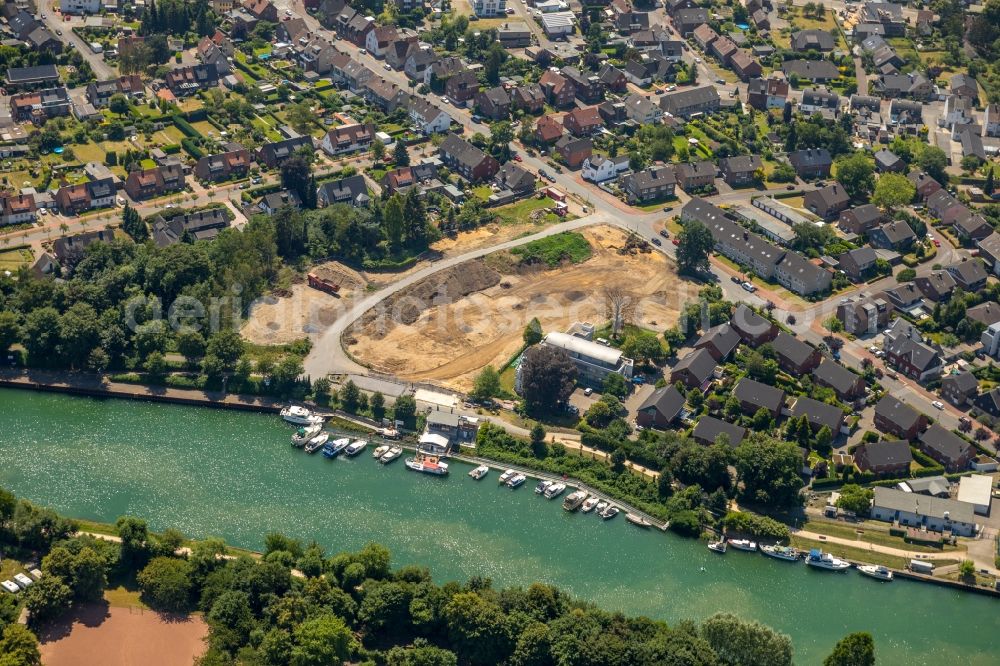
left=543, top=482, right=566, bottom=499
left=281, top=405, right=324, bottom=426
left=405, top=452, right=449, bottom=475
left=727, top=538, right=757, bottom=552
left=345, top=440, right=368, bottom=456
left=760, top=545, right=800, bottom=562
left=857, top=564, right=893, bottom=581
left=379, top=446, right=403, bottom=464
left=292, top=424, right=322, bottom=447
left=468, top=465, right=490, bottom=480
left=562, top=490, right=587, bottom=511
left=535, top=480, right=552, bottom=494
left=600, top=505, right=620, bottom=520
left=373, top=445, right=390, bottom=459
left=708, top=540, right=727, bottom=553
left=304, top=432, right=329, bottom=454
left=581, top=496, right=599, bottom=512
left=595, top=501, right=609, bottom=514
left=498, top=469, right=516, bottom=485
left=805, top=549, right=851, bottom=571
left=507, top=473, right=527, bottom=488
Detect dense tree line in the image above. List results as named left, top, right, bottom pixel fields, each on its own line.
left=0, top=485, right=873, bottom=666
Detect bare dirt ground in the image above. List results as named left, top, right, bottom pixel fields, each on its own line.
left=242, top=261, right=367, bottom=346
left=39, top=602, right=208, bottom=666
left=347, top=226, right=682, bottom=392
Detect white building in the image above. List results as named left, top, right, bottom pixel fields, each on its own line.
left=981, top=321, right=1000, bottom=357
left=871, top=486, right=978, bottom=537
left=957, top=474, right=993, bottom=515
left=61, top=0, right=101, bottom=13
left=540, top=12, right=576, bottom=37
left=581, top=155, right=629, bottom=183
left=470, top=0, right=506, bottom=16
left=517, top=331, right=634, bottom=390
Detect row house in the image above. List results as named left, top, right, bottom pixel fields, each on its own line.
left=438, top=134, right=499, bottom=183
left=709, top=35, right=738, bottom=65
left=54, top=177, right=116, bottom=215
left=774, top=250, right=832, bottom=295
left=404, top=96, right=452, bottom=134
left=165, top=64, right=219, bottom=97
left=9, top=87, right=71, bottom=123
left=124, top=163, right=186, bottom=201
left=320, top=123, right=376, bottom=157
left=692, top=23, right=718, bottom=52
left=621, top=165, right=676, bottom=202
left=256, top=136, right=314, bottom=168
left=659, top=85, right=720, bottom=118
left=194, top=148, right=251, bottom=182
left=85, top=75, right=145, bottom=108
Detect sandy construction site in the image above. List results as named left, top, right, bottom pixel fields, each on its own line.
left=346, top=226, right=683, bottom=392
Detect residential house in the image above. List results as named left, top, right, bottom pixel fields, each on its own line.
left=731, top=302, right=778, bottom=345
left=243, top=0, right=278, bottom=21
left=9, top=87, right=71, bottom=123
left=919, top=424, right=975, bottom=471
left=475, top=87, right=511, bottom=120
left=871, top=487, right=976, bottom=537
left=954, top=214, right=993, bottom=243
left=444, top=70, right=480, bottom=106
left=791, top=29, right=835, bottom=52
left=438, top=134, right=499, bottom=182
left=692, top=202, right=786, bottom=279
left=876, top=73, right=933, bottom=101
left=0, top=193, right=35, bottom=227
left=888, top=99, right=924, bottom=126
left=771, top=331, right=821, bottom=374
left=874, top=395, right=927, bottom=440
left=883, top=283, right=924, bottom=311
left=194, top=148, right=251, bottom=182
left=554, top=136, right=592, bottom=169
left=869, top=220, right=916, bottom=251
left=694, top=323, right=741, bottom=361
left=364, top=26, right=400, bottom=58
left=718, top=155, right=762, bottom=187
left=581, top=155, right=629, bottom=185
left=884, top=334, right=943, bottom=382
left=946, top=260, right=988, bottom=292
left=316, top=175, right=370, bottom=208
left=363, top=78, right=407, bottom=112
left=539, top=70, right=576, bottom=109
left=510, top=84, right=546, bottom=113
left=812, top=359, right=866, bottom=401
left=380, top=163, right=438, bottom=195
left=950, top=73, right=979, bottom=103
left=561, top=66, right=604, bottom=104
left=52, top=229, right=116, bottom=266
left=908, top=170, right=942, bottom=200
left=620, top=165, right=676, bottom=202
left=790, top=396, right=844, bottom=434
left=83, top=76, right=144, bottom=108
left=838, top=204, right=883, bottom=235
left=659, top=85, right=720, bottom=118
left=471, top=0, right=507, bottom=16
left=534, top=115, right=564, bottom=144
left=54, top=177, right=116, bottom=215
left=914, top=270, right=957, bottom=302
left=150, top=208, right=229, bottom=247
left=838, top=247, right=878, bottom=280
left=874, top=148, right=905, bottom=173
left=404, top=47, right=438, bottom=82
left=493, top=162, right=536, bottom=196
left=165, top=64, right=219, bottom=96
left=320, top=123, right=375, bottom=157
left=635, top=386, right=686, bottom=429
left=124, top=163, right=185, bottom=201
left=497, top=22, right=532, bottom=48
left=733, top=377, right=786, bottom=418
left=258, top=190, right=302, bottom=215
left=674, top=161, right=715, bottom=192
left=787, top=148, right=832, bottom=179
left=256, top=136, right=314, bottom=168
left=855, top=440, right=913, bottom=476
left=941, top=371, right=978, bottom=407
left=985, top=103, right=1000, bottom=137
left=563, top=106, right=603, bottom=137
left=405, top=96, right=452, bottom=134
left=800, top=89, right=840, bottom=117
left=5, top=64, right=59, bottom=91
left=425, top=57, right=465, bottom=90
left=859, top=2, right=906, bottom=36
left=747, top=77, right=790, bottom=111
left=669, top=348, right=717, bottom=389
left=673, top=8, right=709, bottom=36
left=623, top=94, right=663, bottom=124
left=692, top=416, right=747, bottom=447
left=774, top=250, right=832, bottom=295
left=967, top=302, right=1000, bottom=328
left=836, top=295, right=890, bottom=336
left=979, top=233, right=1000, bottom=276
left=597, top=64, right=628, bottom=93
left=804, top=184, right=849, bottom=220
left=730, top=51, right=762, bottom=81
left=781, top=59, right=839, bottom=82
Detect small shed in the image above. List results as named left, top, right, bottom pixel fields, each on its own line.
left=957, top=474, right=993, bottom=515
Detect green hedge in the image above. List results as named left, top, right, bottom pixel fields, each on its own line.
left=721, top=511, right=791, bottom=542
left=172, top=115, right=202, bottom=138
left=181, top=138, right=204, bottom=159
left=162, top=143, right=181, bottom=154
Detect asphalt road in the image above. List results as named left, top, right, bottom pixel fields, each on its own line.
left=39, top=2, right=116, bottom=80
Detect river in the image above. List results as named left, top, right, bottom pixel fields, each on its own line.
left=1, top=389, right=997, bottom=664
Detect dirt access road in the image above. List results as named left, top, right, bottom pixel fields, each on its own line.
left=346, top=226, right=681, bottom=392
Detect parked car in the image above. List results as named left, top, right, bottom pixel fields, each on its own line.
left=659, top=229, right=669, bottom=238
left=651, top=237, right=662, bottom=246
left=931, top=400, right=944, bottom=410
left=384, top=63, right=391, bottom=71
left=662, top=205, right=673, bottom=212
left=672, top=238, right=680, bottom=246
left=513, top=154, right=522, bottom=162
left=583, top=387, right=593, bottom=396
left=731, top=275, right=741, bottom=283
left=741, top=282, right=756, bottom=292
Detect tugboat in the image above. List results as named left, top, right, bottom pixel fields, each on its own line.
left=379, top=446, right=403, bottom=464
left=468, top=465, right=490, bottom=480
left=405, top=451, right=449, bottom=475
left=805, top=549, right=851, bottom=571
left=281, top=405, right=324, bottom=426
left=304, top=432, right=329, bottom=454
left=760, top=545, right=800, bottom=561
left=562, top=490, right=587, bottom=511
left=857, top=564, right=893, bottom=581
left=292, top=424, right=322, bottom=447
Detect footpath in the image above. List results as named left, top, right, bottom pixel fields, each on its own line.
left=791, top=528, right=965, bottom=562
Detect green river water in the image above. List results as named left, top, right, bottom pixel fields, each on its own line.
left=1, top=389, right=998, bottom=664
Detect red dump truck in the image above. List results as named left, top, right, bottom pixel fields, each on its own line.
left=307, top=273, right=340, bottom=295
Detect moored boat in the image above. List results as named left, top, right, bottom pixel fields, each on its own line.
left=543, top=482, right=566, bottom=499
left=507, top=473, right=526, bottom=488
left=292, top=424, right=322, bottom=447
left=324, top=437, right=351, bottom=458
left=595, top=501, right=609, bottom=514
left=727, top=538, right=757, bottom=552
left=320, top=441, right=336, bottom=457
left=708, top=540, right=727, bottom=553
left=281, top=406, right=324, bottom=426
left=379, top=446, right=403, bottom=464
left=469, top=465, right=489, bottom=480
left=345, top=440, right=368, bottom=457
left=405, top=452, right=449, bottom=475
left=535, top=480, right=552, bottom=494
left=304, top=432, right=329, bottom=454
left=581, top=496, right=599, bottom=513
left=625, top=513, right=652, bottom=528
left=498, top=469, right=516, bottom=485
left=857, top=564, right=894, bottom=581
left=373, top=445, right=390, bottom=459
left=805, top=549, right=851, bottom=571
left=562, top=490, right=587, bottom=511
left=760, top=545, right=800, bottom=561
left=600, top=505, right=620, bottom=520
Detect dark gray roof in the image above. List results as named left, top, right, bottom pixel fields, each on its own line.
left=719, top=155, right=762, bottom=173
left=918, top=424, right=973, bottom=464
left=781, top=59, right=839, bottom=80
left=859, top=439, right=912, bottom=468
left=946, top=259, right=987, bottom=286
left=317, top=174, right=369, bottom=207
left=876, top=220, right=917, bottom=244
left=788, top=148, right=832, bottom=170
left=695, top=323, right=740, bottom=358
left=692, top=415, right=746, bottom=447
left=812, top=359, right=862, bottom=395
left=6, top=63, right=58, bottom=83
left=770, top=331, right=815, bottom=368
left=790, top=396, right=843, bottom=432
left=733, top=377, right=785, bottom=413
left=637, top=385, right=685, bottom=421
left=941, top=371, right=978, bottom=396
left=672, top=347, right=717, bottom=384
left=791, top=29, right=835, bottom=51
left=875, top=395, right=923, bottom=432
left=440, top=133, right=490, bottom=168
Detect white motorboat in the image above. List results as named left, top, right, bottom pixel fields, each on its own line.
left=379, top=446, right=403, bottom=464
left=507, top=473, right=527, bottom=488
left=805, top=549, right=851, bottom=571
left=708, top=540, right=727, bottom=553
left=499, top=469, right=516, bottom=484
left=600, top=505, right=620, bottom=520
left=281, top=405, right=324, bottom=426
left=543, top=482, right=566, bottom=499
left=595, top=501, right=609, bottom=514
left=535, top=479, right=553, bottom=494
left=292, top=424, right=322, bottom=447
left=304, top=432, right=329, bottom=454
left=625, top=513, right=652, bottom=528
left=405, top=452, right=449, bottom=475
left=373, top=445, right=390, bottom=459
left=469, top=465, right=489, bottom=480
left=581, top=496, right=599, bottom=512
left=323, top=437, right=351, bottom=458
left=345, top=440, right=368, bottom=456
left=857, top=564, right=894, bottom=581
left=727, top=538, right=757, bottom=552
left=562, top=490, right=587, bottom=511
left=760, top=545, right=800, bottom=562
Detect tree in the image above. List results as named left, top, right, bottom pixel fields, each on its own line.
left=834, top=484, right=873, bottom=515
left=116, top=515, right=149, bottom=566
left=340, top=379, right=360, bottom=412
left=21, top=307, right=61, bottom=366
left=0, top=311, right=19, bottom=352
left=137, top=557, right=193, bottom=611
left=272, top=206, right=309, bottom=259
left=23, top=575, right=73, bottom=624
left=280, top=156, right=317, bottom=210
left=529, top=423, right=547, bottom=458
left=872, top=173, right=916, bottom=210
left=621, top=331, right=665, bottom=364
left=444, top=592, right=512, bottom=666
left=676, top=219, right=714, bottom=275
left=959, top=559, right=976, bottom=580
left=286, top=101, right=315, bottom=135
left=371, top=138, right=386, bottom=163
left=176, top=330, right=206, bottom=368
left=985, top=166, right=995, bottom=196
left=917, top=145, right=948, bottom=184
left=121, top=202, right=147, bottom=241
left=290, top=613, right=352, bottom=666
left=383, top=194, right=405, bottom=253
left=108, top=93, right=130, bottom=117
left=603, top=287, right=635, bottom=340
left=815, top=425, right=833, bottom=455
left=824, top=632, right=875, bottom=666
left=733, top=436, right=804, bottom=508
left=518, top=345, right=577, bottom=415
left=370, top=391, right=385, bottom=420
left=484, top=43, right=505, bottom=86
left=70, top=547, right=108, bottom=601
left=393, top=140, right=410, bottom=167
left=602, top=372, right=628, bottom=398
left=471, top=366, right=502, bottom=402
left=0, top=624, right=41, bottom=666
left=206, top=329, right=245, bottom=371
left=834, top=152, right=875, bottom=201
left=701, top=612, right=793, bottom=666
left=393, top=394, right=417, bottom=423
left=523, top=318, right=543, bottom=346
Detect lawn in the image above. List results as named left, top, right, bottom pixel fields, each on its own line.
left=150, top=125, right=186, bottom=146
left=471, top=184, right=493, bottom=201
left=191, top=120, right=218, bottom=137
left=252, top=115, right=284, bottom=142
left=178, top=97, right=204, bottom=114
left=802, top=517, right=959, bottom=553
left=494, top=196, right=555, bottom=224
left=511, top=231, right=592, bottom=267
left=633, top=196, right=678, bottom=212
left=789, top=535, right=910, bottom=569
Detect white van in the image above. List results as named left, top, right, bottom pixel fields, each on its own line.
left=13, top=573, right=33, bottom=589
left=1, top=580, right=20, bottom=594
